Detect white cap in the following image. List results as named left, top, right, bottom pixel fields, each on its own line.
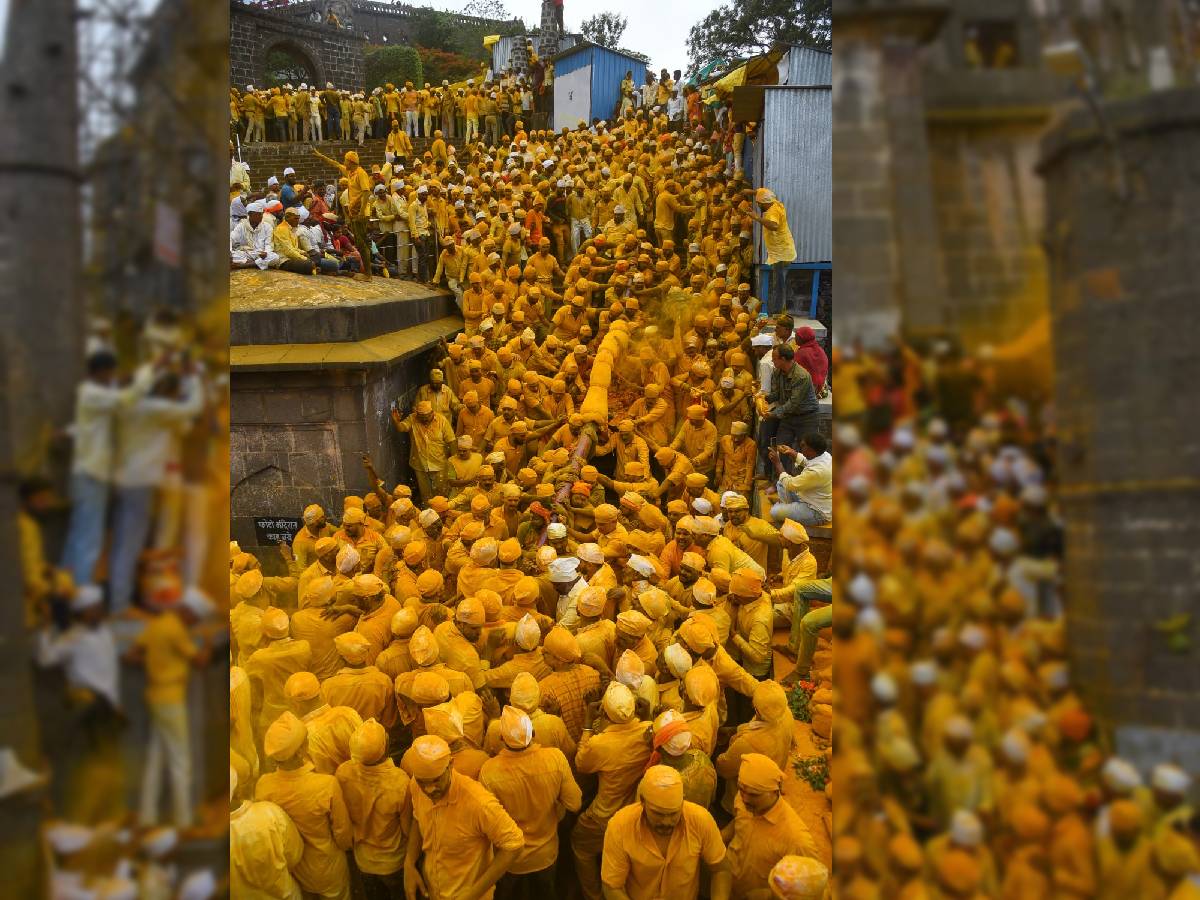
left=546, top=522, right=567, bottom=540
left=177, top=869, right=219, bottom=900
left=870, top=672, right=897, bottom=704
left=958, top=624, right=987, bottom=651
left=283, top=166, right=296, bottom=176
left=72, top=584, right=104, bottom=612
left=950, top=810, right=983, bottom=847
left=750, top=333, right=774, bottom=347
left=1101, top=757, right=1142, bottom=793
left=45, top=822, right=93, bottom=854
left=141, top=827, right=178, bottom=858
left=1151, top=763, right=1191, bottom=794
left=627, top=555, right=656, bottom=578
left=267, top=175, right=279, bottom=187
left=547, top=556, right=579, bottom=582
left=910, top=660, right=939, bottom=686
left=944, top=715, right=974, bottom=741
left=515, top=613, right=541, bottom=650
left=181, top=586, right=215, bottom=619
left=847, top=573, right=875, bottom=606
left=989, top=527, right=1020, bottom=556
left=1000, top=728, right=1030, bottom=764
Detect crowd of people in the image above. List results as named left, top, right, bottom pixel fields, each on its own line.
left=229, top=90, right=790, bottom=327
left=228, top=67, right=840, bottom=899
left=829, top=342, right=1199, bottom=898
left=20, top=310, right=227, bottom=897
left=231, top=41, right=556, bottom=146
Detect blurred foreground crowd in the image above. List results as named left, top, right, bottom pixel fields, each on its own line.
left=830, top=342, right=1199, bottom=899
left=19, top=310, right=228, bottom=898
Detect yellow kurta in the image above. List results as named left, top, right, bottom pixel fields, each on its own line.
left=255, top=764, right=353, bottom=900
left=230, top=799, right=304, bottom=900
left=303, top=704, right=364, bottom=775
left=727, top=794, right=819, bottom=896
left=479, top=745, right=582, bottom=874
left=334, top=758, right=411, bottom=875
left=410, top=771, right=526, bottom=900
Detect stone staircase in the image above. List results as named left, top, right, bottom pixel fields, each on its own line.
left=237, top=136, right=434, bottom=192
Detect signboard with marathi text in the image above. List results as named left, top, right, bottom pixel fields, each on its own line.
left=254, top=516, right=303, bottom=545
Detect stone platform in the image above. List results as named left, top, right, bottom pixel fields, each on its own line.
left=230, top=271, right=462, bottom=563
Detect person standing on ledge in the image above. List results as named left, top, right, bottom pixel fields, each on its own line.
left=742, top=188, right=795, bottom=315
left=310, top=146, right=373, bottom=280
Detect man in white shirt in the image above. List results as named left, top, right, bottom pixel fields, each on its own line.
left=60, top=352, right=138, bottom=585
left=768, top=433, right=832, bottom=527
left=37, top=584, right=123, bottom=821
left=109, top=369, right=203, bottom=613
left=230, top=201, right=280, bottom=270
left=751, top=331, right=775, bottom=396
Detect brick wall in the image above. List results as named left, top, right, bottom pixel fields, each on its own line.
left=237, top=136, right=432, bottom=191
left=1039, top=87, right=1200, bottom=772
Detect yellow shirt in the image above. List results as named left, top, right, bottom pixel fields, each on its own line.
left=410, top=771, right=525, bottom=900
left=732, top=597, right=773, bottom=678
left=255, top=764, right=352, bottom=899
left=575, top=719, right=653, bottom=822
left=136, top=610, right=196, bottom=705
left=322, top=666, right=397, bottom=729
left=479, top=745, right=582, bottom=874
left=290, top=606, right=356, bottom=682
left=303, top=704, right=364, bottom=775
left=762, top=201, right=796, bottom=265
left=272, top=221, right=308, bottom=261
left=334, top=758, right=411, bottom=875
left=727, top=795, right=818, bottom=896
left=601, top=801, right=726, bottom=900
left=245, top=639, right=313, bottom=729
left=230, top=800, right=304, bottom=900
left=433, top=620, right=486, bottom=688
left=354, top=596, right=402, bottom=665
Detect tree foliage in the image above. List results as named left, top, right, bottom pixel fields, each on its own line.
left=364, top=45, right=423, bottom=92
left=460, top=0, right=511, bottom=19
left=418, top=46, right=483, bottom=86
left=685, top=0, right=831, bottom=74
left=581, top=12, right=628, bottom=49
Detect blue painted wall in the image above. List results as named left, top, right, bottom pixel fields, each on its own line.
left=554, top=43, right=646, bottom=124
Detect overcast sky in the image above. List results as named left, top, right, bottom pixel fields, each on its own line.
left=433, top=0, right=727, bottom=72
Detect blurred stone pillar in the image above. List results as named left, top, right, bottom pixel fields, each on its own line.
left=0, top=0, right=82, bottom=471
left=1038, top=87, right=1200, bottom=772
left=834, top=1, right=950, bottom=349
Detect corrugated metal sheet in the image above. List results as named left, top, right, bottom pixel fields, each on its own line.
left=553, top=44, right=593, bottom=78
left=755, top=86, right=831, bottom=263
left=783, top=46, right=831, bottom=86
left=491, top=35, right=523, bottom=75
left=589, top=45, right=646, bottom=123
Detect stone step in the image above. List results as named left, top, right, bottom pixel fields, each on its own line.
left=238, top=137, right=434, bottom=193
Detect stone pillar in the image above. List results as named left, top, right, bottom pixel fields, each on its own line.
left=833, top=1, right=949, bottom=349
left=537, top=0, right=562, bottom=59
left=1038, top=87, right=1200, bottom=772
left=0, top=0, right=82, bottom=470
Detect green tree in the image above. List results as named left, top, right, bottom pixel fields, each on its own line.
left=364, top=45, right=423, bottom=92
left=460, top=0, right=511, bottom=19
left=581, top=12, right=628, bottom=48
left=685, top=0, right=830, bottom=74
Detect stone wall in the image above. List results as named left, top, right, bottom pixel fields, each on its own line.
left=231, top=1, right=365, bottom=92
left=238, top=137, right=430, bottom=191
left=230, top=347, right=438, bottom=571
left=926, top=119, right=1049, bottom=347
left=1038, top=87, right=1200, bottom=772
